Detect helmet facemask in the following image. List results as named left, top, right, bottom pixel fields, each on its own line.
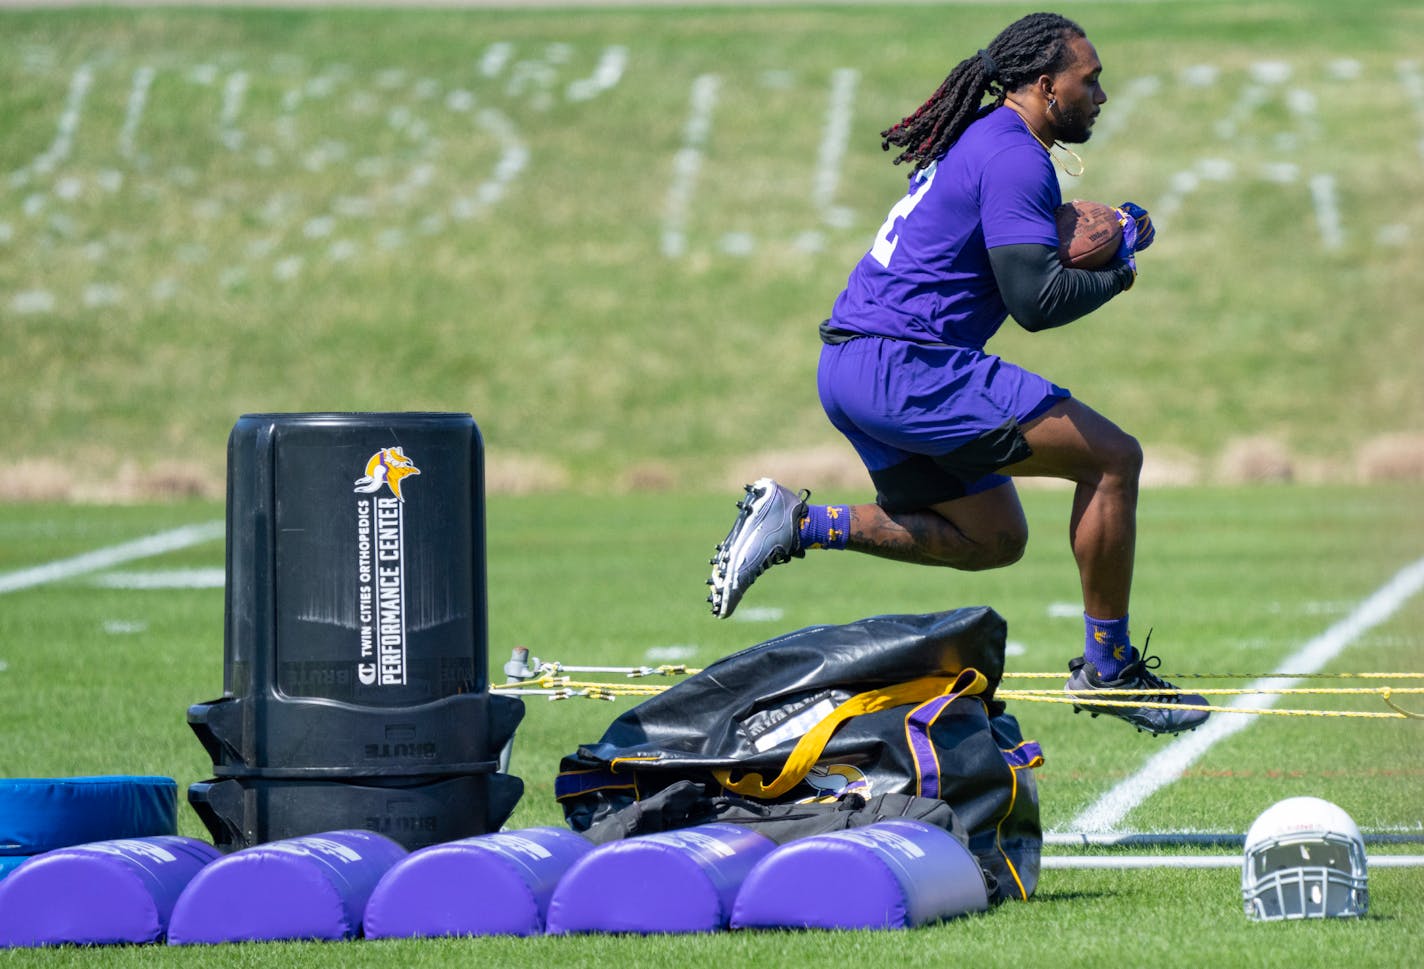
left=1242, top=799, right=1369, bottom=921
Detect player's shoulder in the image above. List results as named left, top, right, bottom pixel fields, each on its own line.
left=958, top=109, right=1047, bottom=167
left=964, top=105, right=1035, bottom=144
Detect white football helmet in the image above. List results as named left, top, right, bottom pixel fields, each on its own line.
left=1242, top=796, right=1368, bottom=921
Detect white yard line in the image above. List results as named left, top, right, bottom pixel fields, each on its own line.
left=811, top=67, right=857, bottom=224
left=1066, top=555, right=1424, bottom=834
left=0, top=521, right=224, bottom=595
left=1043, top=854, right=1424, bottom=870
left=660, top=72, right=720, bottom=259
left=89, top=567, right=226, bottom=589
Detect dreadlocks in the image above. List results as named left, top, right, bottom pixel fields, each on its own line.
left=881, top=12, right=1086, bottom=173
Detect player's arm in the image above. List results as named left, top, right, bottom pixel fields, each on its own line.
left=988, top=243, right=1135, bottom=333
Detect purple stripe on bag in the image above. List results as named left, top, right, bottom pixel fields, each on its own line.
left=905, top=693, right=959, bottom=799
left=1001, top=741, right=1044, bottom=769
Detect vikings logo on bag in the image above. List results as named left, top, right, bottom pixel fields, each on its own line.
left=799, top=764, right=871, bottom=802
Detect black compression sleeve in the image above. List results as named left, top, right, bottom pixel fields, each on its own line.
left=988, top=243, right=1136, bottom=332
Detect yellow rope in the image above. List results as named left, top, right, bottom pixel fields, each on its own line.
left=493, top=676, right=670, bottom=694
left=1013, top=686, right=1424, bottom=698
left=492, top=660, right=1424, bottom=717
left=1001, top=671, right=1424, bottom=680
left=1000, top=690, right=1421, bottom=720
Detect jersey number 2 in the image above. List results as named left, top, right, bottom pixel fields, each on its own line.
left=869, top=161, right=938, bottom=268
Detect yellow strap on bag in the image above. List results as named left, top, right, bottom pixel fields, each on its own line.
left=711, top=668, right=990, bottom=799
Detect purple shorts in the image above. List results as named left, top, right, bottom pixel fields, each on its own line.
left=817, top=337, right=1070, bottom=512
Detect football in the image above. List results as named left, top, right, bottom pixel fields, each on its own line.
left=1055, top=200, right=1123, bottom=270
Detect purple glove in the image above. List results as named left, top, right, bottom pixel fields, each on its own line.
left=1117, top=201, right=1155, bottom=251
left=1114, top=207, right=1140, bottom=275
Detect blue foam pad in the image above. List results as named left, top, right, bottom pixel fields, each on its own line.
left=167, top=830, right=407, bottom=945
left=731, top=819, right=990, bottom=930
left=0, top=837, right=219, bottom=948
left=546, top=823, right=776, bottom=935
left=0, top=777, right=177, bottom=855
left=365, top=827, right=592, bottom=939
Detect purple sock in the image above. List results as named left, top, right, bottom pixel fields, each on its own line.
left=1084, top=614, right=1135, bottom=679
left=799, top=504, right=850, bottom=550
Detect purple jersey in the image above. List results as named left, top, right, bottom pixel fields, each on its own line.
left=829, top=106, right=1060, bottom=348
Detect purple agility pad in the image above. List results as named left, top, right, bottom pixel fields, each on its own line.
left=546, top=823, right=775, bottom=935
left=364, top=827, right=592, bottom=939
left=167, top=830, right=406, bottom=945
left=0, top=836, right=219, bottom=948
left=731, top=819, right=990, bottom=930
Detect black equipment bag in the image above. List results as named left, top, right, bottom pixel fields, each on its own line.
left=555, top=608, right=1043, bottom=902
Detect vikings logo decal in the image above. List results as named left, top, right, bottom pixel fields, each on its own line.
left=353, top=446, right=421, bottom=501
left=799, top=763, right=871, bottom=803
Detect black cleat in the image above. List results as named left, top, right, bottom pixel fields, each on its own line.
left=1065, top=645, right=1210, bottom=736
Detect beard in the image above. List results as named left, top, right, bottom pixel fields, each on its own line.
left=1050, top=101, right=1095, bottom=144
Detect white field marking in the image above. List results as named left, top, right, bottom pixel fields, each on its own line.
left=273, top=255, right=304, bottom=281
left=452, top=107, right=528, bottom=218
left=219, top=70, right=249, bottom=150
left=1309, top=173, right=1344, bottom=251
left=1043, top=854, right=1424, bottom=870
left=18, top=63, right=93, bottom=181
left=1376, top=223, right=1410, bottom=248
left=1179, top=64, right=1219, bottom=88
left=1046, top=830, right=1424, bottom=847
left=303, top=214, right=335, bottom=238
left=1066, top=554, right=1424, bottom=834
left=1327, top=58, right=1363, bottom=82
left=1286, top=87, right=1319, bottom=130
left=11, top=289, right=57, bottom=314
left=119, top=65, right=156, bottom=160
left=480, top=42, right=514, bottom=79
left=188, top=63, right=218, bottom=86
left=644, top=644, right=699, bottom=662
left=83, top=282, right=125, bottom=308
left=445, top=88, right=476, bottom=112
left=732, top=605, right=784, bottom=623
left=661, top=73, right=720, bottom=258
left=103, top=619, right=148, bottom=634
left=566, top=45, right=628, bottom=102
left=811, top=67, right=858, bottom=228
left=1005, top=641, right=1027, bottom=657
left=1155, top=158, right=1235, bottom=224
left=90, top=568, right=226, bottom=589
left=1081, top=74, right=1159, bottom=151
left=1047, top=602, right=1081, bottom=619
left=1398, top=60, right=1424, bottom=162
left=1258, top=161, right=1299, bottom=185
left=1213, top=77, right=1269, bottom=142
left=1248, top=60, right=1292, bottom=86
left=718, top=230, right=755, bottom=256
left=506, top=58, right=556, bottom=109
left=0, top=521, right=224, bottom=596
left=1214, top=89, right=1264, bottom=142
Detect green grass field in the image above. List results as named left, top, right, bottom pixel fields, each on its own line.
left=2, top=0, right=1423, bottom=493
left=2, top=0, right=1423, bottom=964
left=0, top=485, right=1421, bottom=964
